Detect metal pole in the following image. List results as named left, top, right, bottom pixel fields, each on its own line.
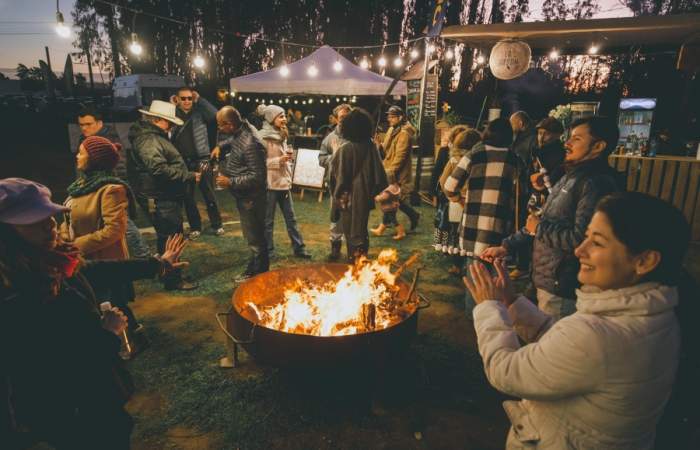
left=417, top=37, right=430, bottom=134
left=44, top=46, right=55, bottom=100
left=86, top=48, right=95, bottom=93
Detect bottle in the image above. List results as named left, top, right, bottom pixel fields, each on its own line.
left=100, top=301, right=132, bottom=357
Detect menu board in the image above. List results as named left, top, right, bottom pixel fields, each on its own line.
left=406, top=79, right=421, bottom=130
left=292, top=148, right=326, bottom=189
left=422, top=73, right=438, bottom=119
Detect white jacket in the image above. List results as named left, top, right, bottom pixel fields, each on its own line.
left=473, top=282, right=680, bottom=449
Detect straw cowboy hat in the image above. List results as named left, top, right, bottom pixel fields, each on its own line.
left=138, top=100, right=184, bottom=126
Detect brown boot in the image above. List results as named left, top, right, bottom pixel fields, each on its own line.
left=371, top=223, right=387, bottom=236
left=392, top=224, right=406, bottom=240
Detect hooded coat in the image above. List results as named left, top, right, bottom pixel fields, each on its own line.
left=473, top=282, right=680, bottom=449
left=259, top=121, right=292, bottom=191
left=381, top=121, right=416, bottom=200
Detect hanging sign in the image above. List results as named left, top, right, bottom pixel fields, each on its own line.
left=426, top=0, right=448, bottom=37
left=489, top=39, right=531, bottom=80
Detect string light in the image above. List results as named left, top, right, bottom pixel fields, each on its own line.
left=238, top=96, right=243, bottom=100
left=410, top=49, right=419, bottom=59
left=445, top=48, right=454, bottom=60
left=129, top=34, right=143, bottom=56
left=193, top=55, right=205, bottom=69
left=285, top=98, right=289, bottom=104
left=588, top=44, right=599, bottom=55
left=307, top=63, right=318, bottom=77
left=360, top=57, right=370, bottom=69
left=333, top=59, right=342, bottom=72
left=279, top=64, right=290, bottom=77
left=302, top=100, right=307, bottom=105
left=427, top=44, right=436, bottom=54
left=335, top=97, right=340, bottom=102
left=549, top=48, right=559, bottom=60
left=308, top=98, right=313, bottom=104
left=294, top=100, right=298, bottom=104
left=245, top=97, right=250, bottom=102
left=476, top=54, right=485, bottom=65
left=343, top=97, right=348, bottom=101
left=393, top=56, right=403, bottom=68
left=378, top=56, right=387, bottom=67
left=55, top=1, right=71, bottom=38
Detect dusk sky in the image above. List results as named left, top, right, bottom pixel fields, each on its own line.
left=0, top=0, right=632, bottom=77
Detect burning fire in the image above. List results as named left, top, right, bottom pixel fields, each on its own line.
left=247, top=249, right=416, bottom=337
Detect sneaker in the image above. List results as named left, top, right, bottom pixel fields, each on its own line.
left=294, top=249, right=312, bottom=259
left=214, top=227, right=225, bottom=236
left=234, top=272, right=255, bottom=283
left=165, top=280, right=199, bottom=291
left=509, top=268, right=528, bottom=280
left=189, top=230, right=201, bottom=240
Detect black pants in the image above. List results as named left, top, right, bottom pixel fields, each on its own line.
left=235, top=192, right=269, bottom=274
left=183, top=161, right=222, bottom=231
left=153, top=198, right=184, bottom=287
left=382, top=199, right=419, bottom=226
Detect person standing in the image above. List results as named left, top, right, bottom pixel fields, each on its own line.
left=128, top=100, right=199, bottom=291
left=213, top=106, right=269, bottom=283
left=76, top=108, right=150, bottom=259
left=509, top=111, right=537, bottom=167
left=482, top=116, right=622, bottom=320
left=259, top=104, right=311, bottom=259
left=371, top=106, right=420, bottom=240
left=170, top=87, right=224, bottom=239
left=443, top=118, right=521, bottom=314
left=329, top=108, right=388, bottom=261
left=319, top=103, right=352, bottom=261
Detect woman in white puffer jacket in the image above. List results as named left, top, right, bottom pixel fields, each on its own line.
left=466, top=192, right=690, bottom=449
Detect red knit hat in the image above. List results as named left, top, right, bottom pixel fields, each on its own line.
left=82, top=136, right=121, bottom=171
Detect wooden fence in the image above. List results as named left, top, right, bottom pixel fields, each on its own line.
left=609, top=155, right=700, bottom=241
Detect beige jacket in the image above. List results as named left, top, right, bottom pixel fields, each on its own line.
left=62, top=184, right=129, bottom=260
left=473, top=283, right=680, bottom=449
left=381, top=122, right=416, bottom=197
left=263, top=133, right=293, bottom=191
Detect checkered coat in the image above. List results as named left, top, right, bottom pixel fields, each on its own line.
left=443, top=143, right=520, bottom=256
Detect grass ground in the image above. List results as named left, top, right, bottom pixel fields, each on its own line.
left=122, top=190, right=700, bottom=450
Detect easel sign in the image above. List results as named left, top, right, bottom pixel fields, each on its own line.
left=292, top=148, right=326, bottom=202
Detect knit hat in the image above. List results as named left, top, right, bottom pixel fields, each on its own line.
left=82, top=135, right=121, bottom=171
left=263, top=105, right=285, bottom=124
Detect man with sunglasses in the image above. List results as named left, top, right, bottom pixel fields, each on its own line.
left=170, top=86, right=224, bottom=239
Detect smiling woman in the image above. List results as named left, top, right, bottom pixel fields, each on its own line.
left=464, top=191, right=691, bottom=449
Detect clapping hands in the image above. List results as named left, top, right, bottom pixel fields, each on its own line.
left=462, top=259, right=516, bottom=306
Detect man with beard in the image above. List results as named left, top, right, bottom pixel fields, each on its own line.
left=213, top=106, right=269, bottom=282
left=482, top=116, right=622, bottom=320
left=259, top=105, right=311, bottom=259
left=318, top=103, right=352, bottom=261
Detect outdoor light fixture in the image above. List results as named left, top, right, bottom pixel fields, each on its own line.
left=193, top=55, right=206, bottom=69
left=393, top=56, right=403, bottom=68
left=129, top=34, right=143, bottom=56
left=307, top=63, right=318, bottom=77
left=333, top=60, right=342, bottom=72
left=55, top=1, right=71, bottom=39
left=476, top=54, right=485, bottom=65
left=280, top=65, right=290, bottom=77
left=360, top=58, right=370, bottom=69
left=378, top=56, right=387, bottom=67
left=549, top=49, right=559, bottom=60
left=445, top=48, right=454, bottom=60
left=410, top=49, right=419, bottom=59
left=588, top=44, right=599, bottom=55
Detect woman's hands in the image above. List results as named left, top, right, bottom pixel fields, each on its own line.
left=102, top=307, right=128, bottom=336
left=160, top=234, right=189, bottom=273
left=463, top=259, right=516, bottom=306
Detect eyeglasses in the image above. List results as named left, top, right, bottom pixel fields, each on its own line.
left=179, top=96, right=193, bottom=101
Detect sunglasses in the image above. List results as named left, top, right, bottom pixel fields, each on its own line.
left=179, top=96, right=193, bottom=101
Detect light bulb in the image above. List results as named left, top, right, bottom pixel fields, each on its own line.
left=308, top=98, right=313, bottom=104
left=427, top=44, right=436, bottom=54
left=280, top=65, right=289, bottom=77
left=307, top=64, right=318, bottom=77
left=343, top=97, right=348, bottom=101
left=476, top=54, right=485, bottom=65
left=333, top=60, right=342, bottom=72
left=549, top=49, right=559, bottom=60
left=410, top=49, right=419, bottom=59
left=393, top=57, right=403, bottom=68
left=445, top=48, right=454, bottom=60
left=193, top=55, right=205, bottom=68
left=360, top=58, right=369, bottom=69
left=294, top=100, right=298, bottom=104
left=588, top=44, right=599, bottom=55
left=130, top=41, right=142, bottom=56
left=285, top=98, right=289, bottom=104
left=335, top=97, right=340, bottom=102
left=378, top=56, right=387, bottom=67
left=55, top=11, right=71, bottom=38
left=302, top=100, right=307, bottom=105
left=245, top=98, right=250, bottom=102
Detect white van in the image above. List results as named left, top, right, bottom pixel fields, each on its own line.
left=112, top=74, right=185, bottom=111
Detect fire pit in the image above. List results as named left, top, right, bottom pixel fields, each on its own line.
left=218, top=250, right=428, bottom=367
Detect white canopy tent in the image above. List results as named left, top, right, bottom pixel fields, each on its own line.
left=229, top=45, right=407, bottom=96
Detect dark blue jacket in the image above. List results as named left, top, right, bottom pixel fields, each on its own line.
left=172, top=97, right=217, bottom=160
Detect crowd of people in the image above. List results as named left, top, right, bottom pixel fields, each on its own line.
left=0, top=89, right=695, bottom=449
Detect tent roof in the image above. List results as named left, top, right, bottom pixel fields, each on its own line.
left=229, top=45, right=407, bottom=96
left=441, top=14, right=700, bottom=52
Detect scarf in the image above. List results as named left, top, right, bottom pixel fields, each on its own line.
left=67, top=170, right=138, bottom=217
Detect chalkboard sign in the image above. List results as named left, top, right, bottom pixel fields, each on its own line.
left=292, top=148, right=326, bottom=189
left=406, top=79, right=421, bottom=130
left=423, top=73, right=438, bottom=119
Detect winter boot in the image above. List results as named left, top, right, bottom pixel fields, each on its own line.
left=392, top=224, right=407, bottom=240
left=371, top=223, right=387, bottom=236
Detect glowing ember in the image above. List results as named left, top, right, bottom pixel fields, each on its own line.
left=247, top=249, right=416, bottom=337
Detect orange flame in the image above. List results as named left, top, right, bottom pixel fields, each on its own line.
left=247, top=249, right=410, bottom=336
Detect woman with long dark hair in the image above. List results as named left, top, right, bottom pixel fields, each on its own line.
left=464, top=191, right=689, bottom=449
left=0, top=178, right=187, bottom=449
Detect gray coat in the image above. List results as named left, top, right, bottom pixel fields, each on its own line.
left=219, top=121, right=268, bottom=199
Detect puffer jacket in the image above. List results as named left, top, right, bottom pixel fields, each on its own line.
left=219, top=120, right=267, bottom=199
left=127, top=120, right=193, bottom=200
left=381, top=121, right=416, bottom=199
left=473, top=282, right=680, bottom=449
left=172, top=97, right=218, bottom=160
left=504, top=157, right=621, bottom=298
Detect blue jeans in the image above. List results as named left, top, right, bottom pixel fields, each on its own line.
left=125, top=218, right=150, bottom=259
left=265, top=190, right=305, bottom=253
